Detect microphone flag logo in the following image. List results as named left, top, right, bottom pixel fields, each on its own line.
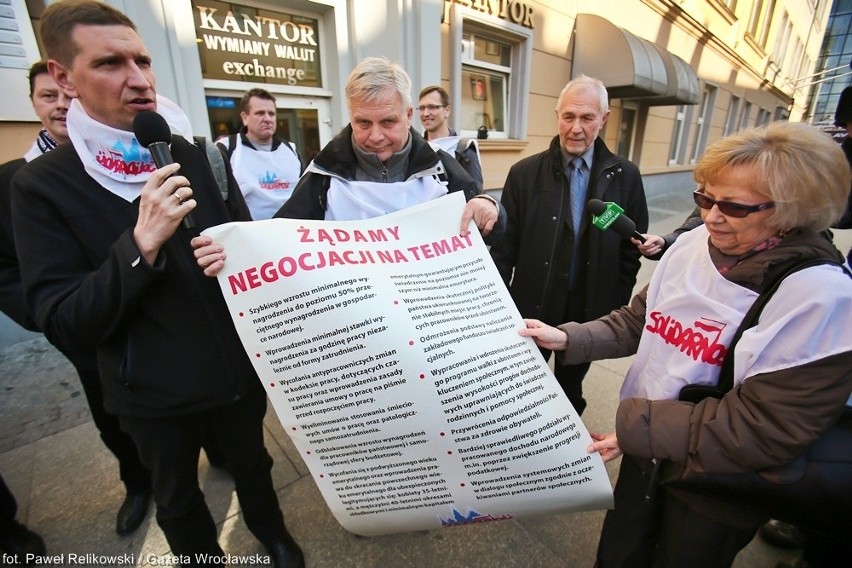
left=591, top=201, right=624, bottom=231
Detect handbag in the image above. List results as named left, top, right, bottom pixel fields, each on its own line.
left=657, top=258, right=852, bottom=536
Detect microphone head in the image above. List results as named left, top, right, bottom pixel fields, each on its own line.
left=133, top=111, right=172, bottom=148
left=589, top=198, right=637, bottom=239
left=587, top=198, right=607, bottom=216
left=610, top=215, right=637, bottom=239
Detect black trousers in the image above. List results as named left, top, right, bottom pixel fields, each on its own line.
left=800, top=528, right=852, bottom=567
left=539, top=288, right=592, bottom=415
left=60, top=348, right=151, bottom=495
left=538, top=346, right=590, bottom=415
left=596, top=455, right=758, bottom=568
left=119, top=385, right=285, bottom=561
left=0, top=475, right=17, bottom=531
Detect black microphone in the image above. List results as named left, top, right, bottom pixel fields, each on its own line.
left=587, top=198, right=646, bottom=243
left=133, top=111, right=195, bottom=229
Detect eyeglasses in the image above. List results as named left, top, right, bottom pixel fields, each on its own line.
left=417, top=104, right=446, bottom=112
left=692, top=189, right=774, bottom=218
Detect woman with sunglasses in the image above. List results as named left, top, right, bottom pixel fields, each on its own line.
left=520, top=121, right=852, bottom=567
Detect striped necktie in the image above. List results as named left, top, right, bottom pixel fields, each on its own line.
left=570, top=157, right=587, bottom=238
left=569, top=157, right=587, bottom=288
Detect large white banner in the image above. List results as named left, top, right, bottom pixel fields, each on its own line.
left=205, top=192, right=613, bottom=536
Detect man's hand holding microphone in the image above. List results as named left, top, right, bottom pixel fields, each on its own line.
left=132, top=111, right=196, bottom=264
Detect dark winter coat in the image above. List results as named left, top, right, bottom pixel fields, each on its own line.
left=12, top=136, right=258, bottom=417
left=490, top=135, right=648, bottom=325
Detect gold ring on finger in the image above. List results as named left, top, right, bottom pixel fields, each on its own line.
left=173, top=192, right=183, bottom=204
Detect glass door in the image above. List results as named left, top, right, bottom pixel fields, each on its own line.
left=205, top=92, right=331, bottom=163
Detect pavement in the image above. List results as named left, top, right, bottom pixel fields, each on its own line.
left=3, top=189, right=848, bottom=568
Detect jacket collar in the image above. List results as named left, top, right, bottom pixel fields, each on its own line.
left=720, top=229, right=845, bottom=291
left=311, top=125, right=443, bottom=181
left=548, top=136, right=617, bottom=175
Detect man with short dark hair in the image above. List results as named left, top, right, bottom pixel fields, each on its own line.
left=0, top=61, right=153, bottom=538
left=418, top=85, right=483, bottom=187
left=218, top=88, right=303, bottom=220
left=12, top=2, right=303, bottom=565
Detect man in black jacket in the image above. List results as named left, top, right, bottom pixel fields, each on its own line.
left=12, top=2, right=302, bottom=565
left=193, top=56, right=505, bottom=277
left=490, top=75, right=648, bottom=415
left=0, top=60, right=153, bottom=539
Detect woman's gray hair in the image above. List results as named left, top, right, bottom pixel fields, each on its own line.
left=693, top=121, right=850, bottom=231
left=345, top=56, right=412, bottom=110
left=556, top=75, right=609, bottom=114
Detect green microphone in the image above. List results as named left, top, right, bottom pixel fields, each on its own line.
left=588, top=199, right=646, bottom=243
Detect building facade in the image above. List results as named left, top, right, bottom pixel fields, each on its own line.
left=0, top=0, right=831, bottom=196
left=807, top=0, right=852, bottom=130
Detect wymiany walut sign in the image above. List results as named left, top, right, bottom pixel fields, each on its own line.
left=192, top=1, right=322, bottom=87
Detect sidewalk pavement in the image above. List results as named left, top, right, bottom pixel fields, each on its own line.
left=3, top=190, right=843, bottom=567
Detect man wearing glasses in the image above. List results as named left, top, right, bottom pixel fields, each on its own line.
left=418, top=86, right=484, bottom=188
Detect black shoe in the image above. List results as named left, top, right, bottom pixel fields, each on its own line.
left=263, top=530, right=305, bottom=568
left=0, top=519, right=46, bottom=560
left=759, top=519, right=808, bottom=549
left=115, top=491, right=151, bottom=536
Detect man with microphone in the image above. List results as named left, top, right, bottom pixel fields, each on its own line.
left=0, top=61, right=155, bottom=541
left=11, top=1, right=303, bottom=565
left=490, top=75, right=648, bottom=415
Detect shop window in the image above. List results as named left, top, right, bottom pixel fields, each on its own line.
left=449, top=7, right=532, bottom=140
left=740, top=101, right=753, bottom=130
left=772, top=14, right=791, bottom=68
left=616, top=103, right=637, bottom=161
left=669, top=105, right=691, bottom=165
left=460, top=33, right=509, bottom=136
left=773, top=106, right=789, bottom=121
left=205, top=96, right=321, bottom=162
left=747, top=0, right=777, bottom=49
left=725, top=94, right=741, bottom=136
left=690, top=85, right=716, bottom=164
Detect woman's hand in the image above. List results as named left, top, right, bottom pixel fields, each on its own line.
left=518, top=319, right=568, bottom=351
left=588, top=432, right=622, bottom=463
left=191, top=235, right=226, bottom=277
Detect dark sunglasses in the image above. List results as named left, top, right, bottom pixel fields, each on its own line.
left=692, top=189, right=774, bottom=218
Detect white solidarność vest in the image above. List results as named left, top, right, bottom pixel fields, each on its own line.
left=227, top=137, right=301, bottom=220
left=621, top=225, right=852, bottom=402
left=325, top=175, right=448, bottom=221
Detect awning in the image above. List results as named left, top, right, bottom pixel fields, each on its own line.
left=572, top=14, right=700, bottom=106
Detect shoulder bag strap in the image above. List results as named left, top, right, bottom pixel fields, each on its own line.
left=196, top=136, right=229, bottom=201
left=716, top=258, right=842, bottom=391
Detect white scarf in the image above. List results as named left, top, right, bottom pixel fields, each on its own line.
left=67, top=95, right=194, bottom=202
left=24, top=129, right=59, bottom=162
left=428, top=135, right=461, bottom=156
